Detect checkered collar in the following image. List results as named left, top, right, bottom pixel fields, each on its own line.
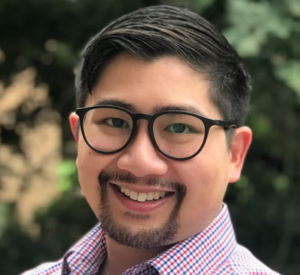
left=62, top=204, right=236, bottom=275
left=148, top=204, right=236, bottom=274
left=61, top=225, right=107, bottom=275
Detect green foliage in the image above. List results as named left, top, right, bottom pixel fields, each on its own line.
left=0, top=192, right=95, bottom=275
left=192, top=0, right=214, bottom=13
left=224, top=0, right=293, bottom=56
left=0, top=223, right=43, bottom=275
left=276, top=61, right=300, bottom=96
left=57, top=160, right=78, bottom=192
left=0, top=203, right=10, bottom=237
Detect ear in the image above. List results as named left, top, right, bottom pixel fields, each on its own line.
left=228, top=126, right=252, bottom=183
left=69, top=112, right=79, bottom=143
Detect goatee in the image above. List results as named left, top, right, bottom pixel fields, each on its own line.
left=97, top=170, right=186, bottom=249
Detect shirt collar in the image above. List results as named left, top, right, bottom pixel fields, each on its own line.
left=62, top=204, right=236, bottom=275
left=149, top=204, right=236, bottom=275
left=62, top=224, right=107, bottom=275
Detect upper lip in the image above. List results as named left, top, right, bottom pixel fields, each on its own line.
left=110, top=183, right=175, bottom=193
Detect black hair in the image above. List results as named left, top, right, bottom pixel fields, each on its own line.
left=75, top=5, right=251, bottom=132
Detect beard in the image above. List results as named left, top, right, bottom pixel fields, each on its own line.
left=98, top=170, right=186, bottom=249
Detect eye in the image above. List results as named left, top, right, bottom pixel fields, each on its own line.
left=103, top=118, right=130, bottom=128
left=164, top=123, right=194, bottom=134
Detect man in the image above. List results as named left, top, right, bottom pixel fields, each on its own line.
left=23, top=5, right=280, bottom=275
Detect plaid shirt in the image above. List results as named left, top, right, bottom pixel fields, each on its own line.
left=21, top=204, right=280, bottom=275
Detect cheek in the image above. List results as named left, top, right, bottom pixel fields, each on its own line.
left=76, top=139, right=112, bottom=216
left=77, top=150, right=101, bottom=216
left=178, top=150, right=223, bottom=192
left=77, top=139, right=100, bottom=182
left=174, top=149, right=230, bottom=227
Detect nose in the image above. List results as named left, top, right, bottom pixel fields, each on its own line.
left=117, top=122, right=168, bottom=177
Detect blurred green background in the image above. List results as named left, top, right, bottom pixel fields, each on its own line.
left=0, top=0, right=300, bottom=274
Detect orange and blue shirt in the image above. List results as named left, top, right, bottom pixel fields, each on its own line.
left=22, top=205, right=280, bottom=275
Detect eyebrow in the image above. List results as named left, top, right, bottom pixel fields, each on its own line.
left=93, top=99, right=207, bottom=117
left=153, top=105, right=207, bottom=117
left=94, top=99, right=136, bottom=112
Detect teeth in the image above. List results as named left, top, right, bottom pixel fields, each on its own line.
left=147, top=192, right=154, bottom=201
left=137, top=193, right=147, bottom=202
left=129, top=191, right=138, bottom=200
left=154, top=192, right=160, bottom=200
left=118, top=186, right=168, bottom=202
left=160, top=191, right=166, bottom=198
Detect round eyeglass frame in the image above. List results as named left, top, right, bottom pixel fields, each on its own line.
left=76, top=105, right=237, bottom=161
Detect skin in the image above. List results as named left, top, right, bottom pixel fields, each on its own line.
left=69, top=54, right=252, bottom=275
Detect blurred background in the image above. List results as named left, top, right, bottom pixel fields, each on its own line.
left=0, top=0, right=299, bottom=274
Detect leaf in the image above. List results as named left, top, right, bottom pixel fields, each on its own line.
left=273, top=175, right=289, bottom=191
left=286, top=0, right=300, bottom=17
left=193, top=0, right=214, bottom=13
left=56, top=161, right=78, bottom=192
left=276, top=61, right=300, bottom=95
left=223, top=0, right=293, bottom=57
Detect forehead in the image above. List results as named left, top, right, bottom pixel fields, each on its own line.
left=86, top=54, right=221, bottom=119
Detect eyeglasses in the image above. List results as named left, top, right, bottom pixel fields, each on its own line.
left=76, top=105, right=237, bottom=161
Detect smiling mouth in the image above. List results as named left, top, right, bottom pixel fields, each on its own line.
left=111, top=184, right=174, bottom=202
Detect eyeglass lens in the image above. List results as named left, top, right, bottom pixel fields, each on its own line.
left=82, top=108, right=206, bottom=158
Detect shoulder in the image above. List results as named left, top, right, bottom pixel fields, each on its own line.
left=19, top=260, right=62, bottom=275
left=19, top=224, right=104, bottom=275
left=212, top=245, right=281, bottom=275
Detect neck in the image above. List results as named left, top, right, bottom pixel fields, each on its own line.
left=100, top=236, right=172, bottom=275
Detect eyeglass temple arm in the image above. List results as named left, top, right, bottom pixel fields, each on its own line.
left=214, top=120, right=238, bottom=130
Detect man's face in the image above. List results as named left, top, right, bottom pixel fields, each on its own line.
left=71, top=54, right=250, bottom=248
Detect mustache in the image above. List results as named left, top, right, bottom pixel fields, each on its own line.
left=98, top=170, right=186, bottom=194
